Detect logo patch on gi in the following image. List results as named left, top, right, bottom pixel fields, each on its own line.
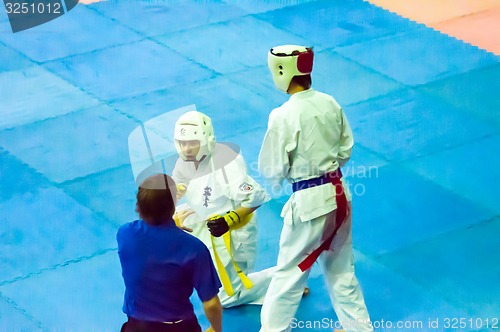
left=239, top=182, right=254, bottom=192
left=203, top=186, right=212, bottom=207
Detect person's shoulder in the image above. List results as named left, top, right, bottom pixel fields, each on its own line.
left=177, top=230, right=209, bottom=252
left=183, top=231, right=206, bottom=247
left=175, top=232, right=211, bottom=263
left=118, top=220, right=140, bottom=231
left=117, top=220, right=141, bottom=240
left=314, top=90, right=341, bottom=108
left=314, top=89, right=331, bottom=98
left=271, top=100, right=289, bottom=114
left=268, top=103, right=289, bottom=125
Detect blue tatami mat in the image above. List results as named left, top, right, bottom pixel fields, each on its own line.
left=256, top=0, right=420, bottom=49
left=0, top=185, right=116, bottom=283
left=354, top=252, right=463, bottom=332
left=403, top=134, right=500, bottom=215
left=153, top=16, right=310, bottom=74
left=418, top=63, right=500, bottom=128
left=0, top=0, right=499, bottom=331
left=342, top=145, right=388, bottom=179
left=60, top=165, right=139, bottom=227
left=0, top=5, right=143, bottom=62
left=0, top=295, right=42, bottom=331
left=347, top=88, right=498, bottom=162
left=0, top=42, right=33, bottom=73
left=0, top=251, right=124, bottom=331
left=227, top=0, right=317, bottom=14
left=377, top=217, right=500, bottom=319
left=90, top=1, right=246, bottom=37
left=44, top=39, right=215, bottom=101
left=111, top=75, right=273, bottom=140
left=312, top=50, right=403, bottom=107
left=0, top=66, right=99, bottom=130
left=347, top=165, right=493, bottom=256
left=0, top=4, right=7, bottom=23
left=336, top=27, right=499, bottom=86
left=0, top=105, right=139, bottom=183
left=0, top=148, right=49, bottom=202
left=225, top=66, right=290, bottom=107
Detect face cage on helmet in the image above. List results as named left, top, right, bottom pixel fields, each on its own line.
left=174, top=138, right=210, bottom=162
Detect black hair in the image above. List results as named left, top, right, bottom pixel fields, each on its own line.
left=290, top=74, right=312, bottom=90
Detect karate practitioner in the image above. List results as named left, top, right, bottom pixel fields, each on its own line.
left=258, top=45, right=373, bottom=332
left=171, top=110, right=274, bottom=308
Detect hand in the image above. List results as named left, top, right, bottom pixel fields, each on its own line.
left=206, top=211, right=240, bottom=237
left=206, top=215, right=229, bottom=237
left=174, top=209, right=195, bottom=232
left=176, top=183, right=187, bottom=200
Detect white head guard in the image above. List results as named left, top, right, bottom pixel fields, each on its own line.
left=268, top=45, right=314, bottom=93
left=174, top=111, right=216, bottom=161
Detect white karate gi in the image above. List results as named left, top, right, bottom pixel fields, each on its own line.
left=172, top=143, right=273, bottom=308
left=258, top=89, right=373, bottom=332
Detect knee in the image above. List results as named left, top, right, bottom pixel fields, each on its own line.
left=330, top=272, right=360, bottom=293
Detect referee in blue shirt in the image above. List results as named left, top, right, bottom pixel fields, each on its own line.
left=118, top=173, right=222, bottom=332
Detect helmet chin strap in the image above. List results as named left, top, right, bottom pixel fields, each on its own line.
left=185, top=153, right=207, bottom=166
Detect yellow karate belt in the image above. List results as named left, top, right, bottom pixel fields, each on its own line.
left=210, top=213, right=254, bottom=296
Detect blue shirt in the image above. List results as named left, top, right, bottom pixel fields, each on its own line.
left=117, top=219, right=221, bottom=322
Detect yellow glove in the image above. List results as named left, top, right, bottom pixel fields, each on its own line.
left=224, top=211, right=241, bottom=228
left=173, top=209, right=194, bottom=232
left=206, top=211, right=240, bottom=237
left=176, top=183, right=187, bottom=200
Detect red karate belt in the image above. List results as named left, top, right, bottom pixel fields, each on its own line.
left=292, top=169, right=348, bottom=272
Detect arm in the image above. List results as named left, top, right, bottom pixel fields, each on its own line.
left=202, top=295, right=222, bottom=332
left=206, top=173, right=269, bottom=237
left=337, top=108, right=354, bottom=167
left=206, top=206, right=258, bottom=237
left=206, top=156, right=270, bottom=237
left=192, top=246, right=223, bottom=331
left=234, top=206, right=258, bottom=220
left=258, top=111, right=292, bottom=191
left=237, top=174, right=271, bottom=211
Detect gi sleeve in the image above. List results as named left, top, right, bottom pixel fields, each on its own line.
left=235, top=175, right=271, bottom=208
left=258, top=110, right=294, bottom=190
left=192, top=245, right=222, bottom=302
left=224, top=154, right=270, bottom=208
left=338, top=108, right=354, bottom=167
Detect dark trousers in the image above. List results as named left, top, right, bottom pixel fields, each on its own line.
left=121, top=316, right=202, bottom=332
